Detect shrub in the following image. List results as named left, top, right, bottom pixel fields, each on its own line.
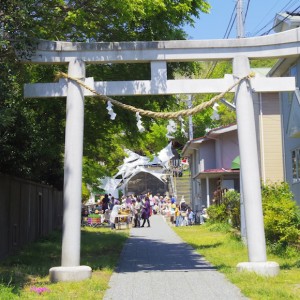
left=207, top=202, right=227, bottom=223
left=223, top=190, right=240, bottom=228
left=207, top=182, right=300, bottom=249
left=207, top=190, right=241, bottom=229
left=262, top=182, right=300, bottom=247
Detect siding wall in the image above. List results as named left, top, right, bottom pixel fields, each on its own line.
left=259, top=93, right=284, bottom=183
left=218, top=131, right=239, bottom=169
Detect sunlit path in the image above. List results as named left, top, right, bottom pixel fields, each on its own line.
left=104, top=215, right=247, bottom=300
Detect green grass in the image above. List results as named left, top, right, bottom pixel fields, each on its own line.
left=2, top=222, right=299, bottom=299
left=174, top=224, right=300, bottom=300
left=0, top=227, right=129, bottom=299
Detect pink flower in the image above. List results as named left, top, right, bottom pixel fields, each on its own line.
left=30, top=286, right=50, bottom=295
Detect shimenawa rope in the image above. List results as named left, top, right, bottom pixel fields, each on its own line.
left=56, top=71, right=255, bottom=120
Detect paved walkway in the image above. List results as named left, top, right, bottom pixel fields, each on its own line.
left=104, top=215, right=247, bottom=300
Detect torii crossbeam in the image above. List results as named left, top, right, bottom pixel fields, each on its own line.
left=23, top=27, right=299, bottom=281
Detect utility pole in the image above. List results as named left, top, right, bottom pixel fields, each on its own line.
left=187, top=95, right=193, bottom=140
left=236, top=0, right=247, bottom=243
left=236, top=0, right=244, bottom=38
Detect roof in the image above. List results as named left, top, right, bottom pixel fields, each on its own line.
left=182, top=124, right=237, bottom=157
left=194, top=168, right=240, bottom=179
left=269, top=13, right=300, bottom=77
left=206, top=124, right=237, bottom=137
left=273, top=12, right=300, bottom=33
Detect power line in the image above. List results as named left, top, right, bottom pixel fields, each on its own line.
left=205, top=2, right=237, bottom=78
left=260, top=4, right=300, bottom=35
left=244, top=0, right=251, bottom=23
left=250, top=1, right=288, bottom=34
left=223, top=2, right=238, bottom=38
left=251, top=0, right=299, bottom=36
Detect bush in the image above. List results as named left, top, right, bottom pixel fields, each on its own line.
left=262, top=182, right=300, bottom=247
left=207, top=183, right=300, bottom=249
left=207, top=203, right=227, bottom=223
left=223, top=190, right=240, bottom=228
left=207, top=190, right=241, bottom=229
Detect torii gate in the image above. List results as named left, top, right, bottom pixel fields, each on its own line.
left=23, top=28, right=299, bottom=281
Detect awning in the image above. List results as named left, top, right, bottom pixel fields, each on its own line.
left=231, top=156, right=240, bottom=170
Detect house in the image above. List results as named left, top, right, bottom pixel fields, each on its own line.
left=182, top=82, right=285, bottom=211
left=181, top=12, right=300, bottom=211
left=182, top=124, right=240, bottom=211
left=268, top=12, right=300, bottom=206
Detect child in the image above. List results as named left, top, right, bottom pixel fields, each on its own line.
left=188, top=209, right=195, bottom=226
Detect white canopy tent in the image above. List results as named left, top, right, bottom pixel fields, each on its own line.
left=119, top=166, right=166, bottom=189
left=99, top=177, right=123, bottom=198
left=99, top=143, right=175, bottom=196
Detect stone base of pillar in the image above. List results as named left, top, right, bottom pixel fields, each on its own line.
left=49, top=266, right=92, bottom=282
left=236, top=261, right=279, bottom=277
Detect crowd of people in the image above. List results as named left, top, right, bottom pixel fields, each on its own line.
left=82, top=192, right=209, bottom=229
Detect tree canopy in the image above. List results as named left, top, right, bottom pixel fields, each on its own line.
left=0, top=0, right=211, bottom=192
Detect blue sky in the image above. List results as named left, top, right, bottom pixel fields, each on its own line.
left=184, top=0, right=300, bottom=40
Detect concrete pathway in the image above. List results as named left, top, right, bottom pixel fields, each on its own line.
left=104, top=215, right=247, bottom=300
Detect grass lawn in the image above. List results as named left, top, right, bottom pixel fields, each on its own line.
left=2, top=221, right=299, bottom=299
left=0, top=226, right=129, bottom=299
left=173, top=223, right=300, bottom=300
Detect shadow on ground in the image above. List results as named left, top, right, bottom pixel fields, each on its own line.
left=116, top=235, right=217, bottom=273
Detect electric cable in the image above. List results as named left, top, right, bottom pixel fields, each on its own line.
left=205, top=2, right=237, bottom=79
left=251, top=0, right=299, bottom=36
left=261, top=4, right=300, bottom=35
left=244, top=0, right=251, bottom=24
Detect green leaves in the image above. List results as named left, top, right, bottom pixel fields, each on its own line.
left=262, top=182, right=300, bottom=246
left=1, top=0, right=211, bottom=193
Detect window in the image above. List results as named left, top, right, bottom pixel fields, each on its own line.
left=290, top=64, right=297, bottom=77
left=288, top=65, right=297, bottom=103
left=292, top=148, right=300, bottom=183
left=287, top=90, right=300, bottom=138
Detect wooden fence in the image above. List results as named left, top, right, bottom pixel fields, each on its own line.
left=0, top=173, right=63, bottom=260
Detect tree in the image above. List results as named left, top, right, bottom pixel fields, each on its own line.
left=0, top=0, right=211, bottom=191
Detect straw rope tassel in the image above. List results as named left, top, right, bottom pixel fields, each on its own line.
left=56, top=71, right=255, bottom=119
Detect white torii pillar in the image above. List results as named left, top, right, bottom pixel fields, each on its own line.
left=233, top=56, right=279, bottom=276
left=49, top=58, right=92, bottom=282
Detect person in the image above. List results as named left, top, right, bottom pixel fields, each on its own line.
left=170, top=200, right=176, bottom=224
left=200, top=207, right=209, bottom=224
left=141, top=197, right=151, bottom=227
left=178, top=196, right=187, bottom=226
left=130, top=199, right=136, bottom=226
left=133, top=197, right=142, bottom=227
left=109, top=200, right=122, bottom=230
left=109, top=196, right=115, bottom=210
left=175, top=204, right=180, bottom=227
left=153, top=203, right=159, bottom=214
left=188, top=208, right=195, bottom=225
left=102, top=194, right=110, bottom=213
left=171, top=195, right=176, bottom=204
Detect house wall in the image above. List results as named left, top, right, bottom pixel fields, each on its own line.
left=281, top=59, right=300, bottom=205
left=259, top=92, right=284, bottom=183
left=216, top=131, right=239, bottom=169
left=199, top=140, right=215, bottom=171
